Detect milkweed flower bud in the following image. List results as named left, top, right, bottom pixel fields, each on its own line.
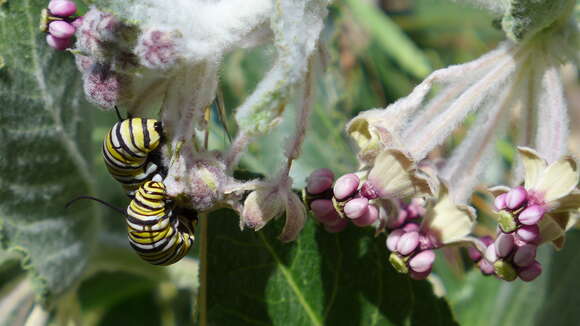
left=71, top=16, right=84, bottom=29
left=352, top=204, right=378, bottom=227
left=518, top=261, right=542, bottom=282
left=505, top=186, right=527, bottom=210
left=479, top=259, right=495, bottom=275
left=333, top=174, right=359, bottom=200
left=310, top=199, right=335, bottom=219
left=46, top=34, right=71, bottom=50
left=515, top=225, right=540, bottom=244
left=397, top=231, right=419, bottom=256
left=409, top=250, right=435, bottom=273
left=386, top=229, right=405, bottom=252
left=135, top=29, right=182, bottom=70
left=513, top=244, right=537, bottom=267
left=485, top=243, right=498, bottom=263
left=306, top=169, right=334, bottom=195
left=83, top=65, right=121, bottom=109
left=495, top=233, right=514, bottom=258
left=494, top=193, right=507, bottom=210
left=468, top=236, right=493, bottom=262
left=518, top=205, right=545, bottom=225
left=409, top=268, right=432, bottom=280
left=343, top=198, right=369, bottom=219
left=49, top=21, right=76, bottom=39
left=48, top=0, right=77, bottom=17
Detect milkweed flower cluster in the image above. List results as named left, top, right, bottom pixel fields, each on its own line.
left=40, top=0, right=81, bottom=50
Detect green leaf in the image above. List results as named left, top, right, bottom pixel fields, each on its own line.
left=344, top=0, right=432, bottom=79
left=0, top=0, right=100, bottom=303
left=501, top=0, right=576, bottom=42
left=205, top=209, right=457, bottom=325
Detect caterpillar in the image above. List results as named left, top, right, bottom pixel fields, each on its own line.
left=102, top=115, right=163, bottom=197
left=66, top=181, right=197, bottom=266
left=127, top=181, right=196, bottom=266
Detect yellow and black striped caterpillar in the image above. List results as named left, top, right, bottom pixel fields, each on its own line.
left=102, top=116, right=163, bottom=197
left=127, top=181, right=196, bottom=266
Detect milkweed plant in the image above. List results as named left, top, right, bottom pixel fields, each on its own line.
left=0, top=0, right=579, bottom=324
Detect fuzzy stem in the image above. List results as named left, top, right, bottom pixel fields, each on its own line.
left=197, top=213, right=208, bottom=326
left=225, top=131, right=252, bottom=171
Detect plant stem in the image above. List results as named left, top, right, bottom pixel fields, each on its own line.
left=197, top=213, right=208, bottom=326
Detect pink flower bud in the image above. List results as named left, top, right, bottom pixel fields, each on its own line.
left=316, top=211, right=341, bottom=225
left=513, top=244, right=537, bottom=267
left=418, top=233, right=437, bottom=250
left=515, top=225, right=540, bottom=244
left=409, top=268, right=432, bottom=280
left=386, top=229, right=405, bottom=252
left=307, top=176, right=333, bottom=195
left=494, top=193, right=507, bottom=211
left=468, top=247, right=482, bottom=262
left=46, top=34, right=71, bottom=50
left=480, top=235, right=494, bottom=246
left=49, top=21, right=76, bottom=39
left=333, top=174, right=359, bottom=200
left=406, top=198, right=426, bottom=219
left=517, top=205, right=545, bottom=225
left=360, top=182, right=379, bottom=199
left=409, top=250, right=436, bottom=273
left=402, top=223, right=420, bottom=233
left=310, top=168, right=335, bottom=180
left=495, top=233, right=514, bottom=258
left=505, top=186, right=527, bottom=210
left=397, top=231, right=419, bottom=256
left=479, top=259, right=495, bottom=275
left=352, top=204, right=378, bottom=227
left=324, top=218, right=348, bottom=233
left=83, top=66, right=120, bottom=108
left=48, top=0, right=77, bottom=17
left=71, top=16, right=84, bottom=29
left=310, top=200, right=335, bottom=218
left=344, top=198, right=369, bottom=219
left=135, top=29, right=181, bottom=70
left=485, top=243, right=498, bottom=263
left=518, top=261, right=542, bottom=282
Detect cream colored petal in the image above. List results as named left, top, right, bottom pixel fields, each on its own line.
left=538, top=212, right=569, bottom=250
left=517, top=147, right=547, bottom=190
left=422, top=183, right=476, bottom=244
left=346, top=109, right=403, bottom=164
left=534, top=156, right=578, bottom=202
left=488, top=185, right=510, bottom=197
left=279, top=192, right=307, bottom=243
left=550, top=189, right=580, bottom=213
left=367, top=149, right=435, bottom=200
left=443, top=236, right=488, bottom=253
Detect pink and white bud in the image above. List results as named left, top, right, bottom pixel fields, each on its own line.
left=495, top=233, right=514, bottom=258
left=518, top=261, right=542, bottom=282
left=386, top=229, right=405, bottom=252
left=352, top=204, right=378, bottom=227
left=406, top=198, right=426, bottom=219
left=344, top=198, right=369, bottom=219
left=479, top=259, right=495, bottom=275
left=418, top=233, right=436, bottom=250
left=485, top=243, right=498, bottom=263
left=494, top=193, right=507, bottom=211
left=46, top=34, right=71, bottom=50
left=517, top=205, right=545, bottom=225
left=333, top=174, right=359, bottom=200
left=48, top=0, right=77, bottom=17
left=515, top=225, right=540, bottom=244
left=83, top=66, right=120, bottom=109
left=397, top=231, right=419, bottom=256
left=402, top=223, right=420, bottom=233
left=409, top=268, right=432, bottom=280
left=409, top=250, right=436, bottom=273
left=307, top=176, right=333, bottom=195
left=310, top=199, right=335, bottom=218
left=469, top=235, right=493, bottom=262
left=513, top=244, right=537, bottom=267
left=310, top=168, right=334, bottom=180
left=48, top=21, right=76, bottom=39
left=324, top=218, right=348, bottom=233
left=505, top=186, right=527, bottom=210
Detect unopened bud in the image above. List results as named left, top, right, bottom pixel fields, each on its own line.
left=344, top=198, right=369, bottom=219
left=505, top=186, right=527, bottom=210
left=485, top=243, right=498, bottom=263
left=48, top=0, right=77, bottom=17
left=333, top=174, right=359, bottom=200
left=49, top=21, right=76, bottom=39
left=46, top=34, right=71, bottom=50
left=513, top=244, right=537, bottom=267
left=352, top=204, right=378, bottom=227
left=495, top=233, right=514, bottom=258
left=409, top=250, right=435, bottom=273
left=479, top=259, right=495, bottom=275
left=517, top=205, right=545, bottom=226
left=515, top=224, right=540, bottom=244
left=409, top=268, right=432, bottom=280
left=324, top=218, right=348, bottom=233
left=397, top=231, right=419, bottom=256
left=518, top=261, right=542, bottom=282
left=386, top=229, right=405, bottom=252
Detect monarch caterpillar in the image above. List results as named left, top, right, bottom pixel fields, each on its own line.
left=102, top=114, right=164, bottom=197
left=127, top=181, right=196, bottom=266
left=66, top=181, right=197, bottom=266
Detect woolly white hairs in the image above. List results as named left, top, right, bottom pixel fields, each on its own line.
left=452, top=0, right=509, bottom=14
left=125, top=0, right=273, bottom=63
